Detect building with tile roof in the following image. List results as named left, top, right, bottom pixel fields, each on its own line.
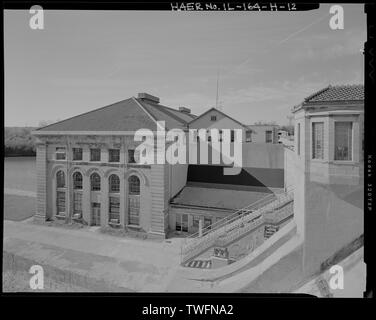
left=287, top=84, right=364, bottom=276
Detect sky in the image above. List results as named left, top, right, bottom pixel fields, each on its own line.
left=4, top=4, right=366, bottom=127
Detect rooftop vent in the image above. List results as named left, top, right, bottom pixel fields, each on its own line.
left=137, top=92, right=160, bottom=104
left=179, top=107, right=191, bottom=114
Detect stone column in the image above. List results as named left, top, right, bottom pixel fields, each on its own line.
left=149, top=164, right=167, bottom=238
left=35, top=142, right=48, bottom=222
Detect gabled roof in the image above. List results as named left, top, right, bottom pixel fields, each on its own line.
left=188, top=107, right=248, bottom=129
left=292, top=84, right=364, bottom=113
left=35, top=96, right=196, bottom=133
left=303, top=84, right=364, bottom=104
left=136, top=98, right=196, bottom=130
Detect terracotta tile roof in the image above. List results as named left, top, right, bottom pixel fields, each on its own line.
left=304, top=84, right=364, bottom=103
left=36, top=96, right=196, bottom=132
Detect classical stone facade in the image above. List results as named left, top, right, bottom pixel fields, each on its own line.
left=32, top=94, right=195, bottom=238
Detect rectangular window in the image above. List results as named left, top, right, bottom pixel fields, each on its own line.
left=335, top=122, right=352, bottom=161
left=109, top=149, right=120, bottom=163
left=204, top=217, right=212, bottom=229
left=56, top=191, right=66, bottom=215
left=72, top=148, right=83, bottom=161
left=90, top=148, right=101, bottom=161
left=109, top=196, right=120, bottom=224
left=265, top=131, right=273, bottom=143
left=210, top=115, right=217, bottom=121
left=246, top=130, right=252, bottom=142
left=55, top=147, right=66, bottom=160
left=73, top=192, right=82, bottom=216
left=297, top=123, right=301, bottom=155
left=128, top=149, right=135, bottom=163
left=192, top=216, right=201, bottom=228
left=175, top=214, right=188, bottom=232
left=312, top=122, right=324, bottom=159
left=230, top=130, right=235, bottom=142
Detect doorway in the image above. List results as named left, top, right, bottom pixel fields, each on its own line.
left=91, top=202, right=101, bottom=226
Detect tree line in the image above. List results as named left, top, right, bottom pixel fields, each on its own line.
left=5, top=127, right=37, bottom=156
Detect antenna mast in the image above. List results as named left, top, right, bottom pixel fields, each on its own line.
left=216, top=69, right=220, bottom=110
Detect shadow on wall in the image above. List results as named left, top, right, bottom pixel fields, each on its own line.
left=187, top=165, right=284, bottom=189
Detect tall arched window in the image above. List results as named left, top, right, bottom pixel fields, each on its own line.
left=73, top=172, right=83, bottom=190
left=56, top=170, right=65, bottom=188
left=129, top=175, right=140, bottom=195
left=90, top=173, right=101, bottom=191
left=109, top=174, right=120, bottom=193
left=56, top=170, right=66, bottom=216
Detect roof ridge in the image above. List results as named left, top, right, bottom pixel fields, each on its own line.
left=36, top=97, right=134, bottom=131
left=304, top=86, right=331, bottom=102
left=188, top=107, right=248, bottom=129
left=137, top=99, right=191, bottom=126
left=149, top=101, right=196, bottom=119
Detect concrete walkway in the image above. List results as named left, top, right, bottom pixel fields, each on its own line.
left=3, top=220, right=304, bottom=292
left=4, top=220, right=183, bottom=291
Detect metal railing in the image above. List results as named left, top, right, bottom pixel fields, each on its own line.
left=180, top=186, right=294, bottom=264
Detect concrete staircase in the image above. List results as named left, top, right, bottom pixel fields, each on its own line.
left=180, top=188, right=294, bottom=265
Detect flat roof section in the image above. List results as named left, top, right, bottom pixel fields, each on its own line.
left=170, top=185, right=274, bottom=211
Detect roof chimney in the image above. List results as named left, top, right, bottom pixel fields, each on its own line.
left=179, top=107, right=191, bottom=114
left=137, top=92, right=160, bottom=104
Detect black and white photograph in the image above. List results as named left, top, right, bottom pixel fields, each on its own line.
left=2, top=2, right=373, bottom=301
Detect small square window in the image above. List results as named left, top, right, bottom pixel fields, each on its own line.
left=128, top=149, right=136, bottom=163
left=90, top=148, right=101, bottom=162
left=72, top=148, right=83, bottom=161
left=56, top=147, right=66, bottom=160
left=210, top=115, right=217, bottom=121
left=109, top=149, right=120, bottom=162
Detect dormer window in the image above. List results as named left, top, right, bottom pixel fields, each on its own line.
left=210, top=115, right=217, bottom=121
left=55, top=147, right=66, bottom=160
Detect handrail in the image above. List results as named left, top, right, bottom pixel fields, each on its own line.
left=183, top=192, right=276, bottom=242
left=180, top=188, right=294, bottom=263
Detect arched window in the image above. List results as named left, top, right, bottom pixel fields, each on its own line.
left=128, top=175, right=140, bottom=195
left=90, top=173, right=101, bottom=191
left=109, top=174, right=120, bottom=193
left=73, top=172, right=83, bottom=190
left=56, top=170, right=65, bottom=188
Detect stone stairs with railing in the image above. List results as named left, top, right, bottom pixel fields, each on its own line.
left=180, top=187, right=294, bottom=265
